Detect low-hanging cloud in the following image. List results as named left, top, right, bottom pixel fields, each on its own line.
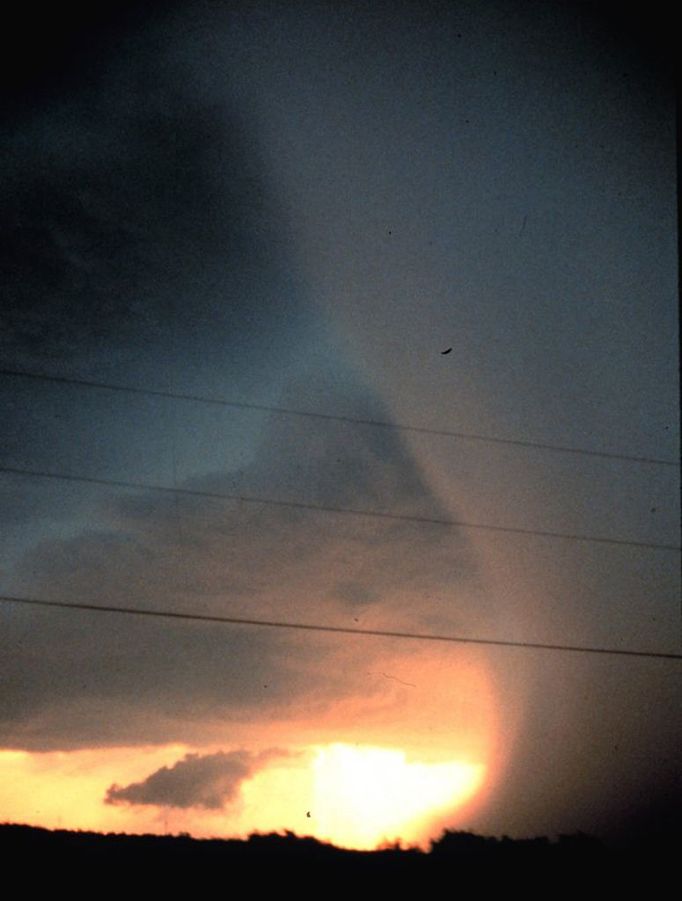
left=1, top=354, right=484, bottom=752
left=105, top=749, right=281, bottom=810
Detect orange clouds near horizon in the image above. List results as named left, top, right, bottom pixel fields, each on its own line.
left=0, top=742, right=487, bottom=850
left=0, top=643, right=503, bottom=850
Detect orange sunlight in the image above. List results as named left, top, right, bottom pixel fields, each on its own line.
left=310, top=743, right=485, bottom=849
left=0, top=741, right=486, bottom=850
left=0, top=651, right=500, bottom=849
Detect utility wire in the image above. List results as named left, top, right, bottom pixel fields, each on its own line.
left=1, top=367, right=678, bottom=468
left=2, top=594, right=680, bottom=660
left=1, top=464, right=679, bottom=551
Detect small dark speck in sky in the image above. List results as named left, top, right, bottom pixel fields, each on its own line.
left=441, top=347, right=452, bottom=355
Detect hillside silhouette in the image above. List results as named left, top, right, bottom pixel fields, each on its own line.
left=1, top=822, right=665, bottom=890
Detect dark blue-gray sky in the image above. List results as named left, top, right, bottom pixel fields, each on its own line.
left=0, top=0, right=679, bottom=848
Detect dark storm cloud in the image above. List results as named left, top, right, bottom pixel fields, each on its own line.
left=1, top=13, right=312, bottom=397
left=1, top=604, right=319, bottom=748
left=1, top=102, right=301, bottom=361
left=1, top=3, right=178, bottom=115
left=0, top=371, right=480, bottom=750
left=105, top=749, right=281, bottom=809
left=0, top=1, right=485, bottom=752
left=2, top=0, right=677, bottom=851
left=0, top=474, right=88, bottom=527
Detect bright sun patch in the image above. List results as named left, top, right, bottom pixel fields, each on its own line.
left=310, top=743, right=485, bottom=849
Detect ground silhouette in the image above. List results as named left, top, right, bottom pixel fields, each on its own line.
left=1, top=822, right=668, bottom=891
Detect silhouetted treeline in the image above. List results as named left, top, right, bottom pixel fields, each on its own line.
left=0, top=823, right=668, bottom=891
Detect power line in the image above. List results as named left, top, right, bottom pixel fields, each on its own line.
left=2, top=594, right=680, bottom=660
left=1, top=367, right=678, bottom=468
left=2, top=464, right=679, bottom=551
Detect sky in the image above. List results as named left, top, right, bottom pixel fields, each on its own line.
left=0, top=0, right=679, bottom=851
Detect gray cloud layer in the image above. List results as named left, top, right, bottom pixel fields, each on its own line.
left=106, top=748, right=280, bottom=809
left=0, top=4, right=480, bottom=751
left=1, top=365, right=482, bottom=750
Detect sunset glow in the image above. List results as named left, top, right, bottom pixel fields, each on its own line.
left=311, top=744, right=485, bottom=849
left=0, top=742, right=486, bottom=850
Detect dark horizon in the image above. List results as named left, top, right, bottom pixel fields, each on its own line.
left=2, top=820, right=676, bottom=891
